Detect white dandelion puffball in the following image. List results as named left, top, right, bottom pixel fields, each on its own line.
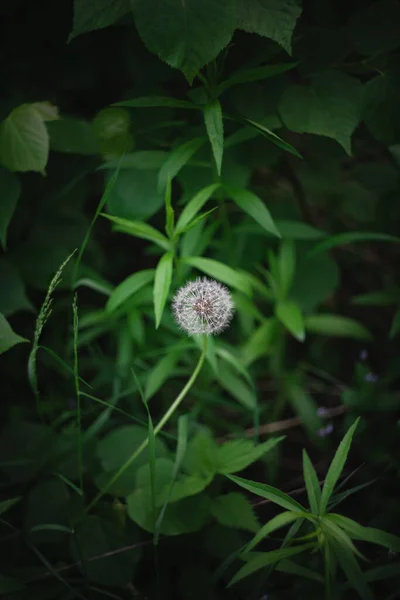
left=172, top=277, right=234, bottom=336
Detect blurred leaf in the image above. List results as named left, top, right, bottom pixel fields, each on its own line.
left=158, top=137, right=205, bottom=192
left=0, top=259, right=33, bottom=316
left=285, top=378, right=321, bottom=438
left=302, top=450, right=321, bottom=515
left=131, top=0, right=236, bottom=80
left=216, top=437, right=284, bottom=474
left=0, top=313, right=28, bottom=354
left=242, top=319, right=278, bottom=366
left=327, top=514, right=400, bottom=552
left=390, top=308, right=400, bottom=338
left=175, top=184, right=219, bottom=233
left=153, top=252, right=173, bottom=328
left=277, top=239, right=296, bottom=299
left=0, top=496, right=21, bottom=517
left=144, top=352, right=179, bottom=400
left=352, top=290, right=399, bottom=306
left=164, top=178, right=175, bottom=238
left=329, top=538, right=373, bottom=600
left=225, top=185, right=281, bottom=237
left=279, top=71, right=362, bottom=154
left=319, top=417, right=360, bottom=514
left=106, top=269, right=155, bottom=313
left=183, top=256, right=251, bottom=295
left=0, top=168, right=21, bottom=250
left=217, top=62, right=297, bottom=94
left=211, top=492, right=259, bottom=532
left=101, top=150, right=169, bottom=170
left=217, top=362, right=256, bottom=411
left=347, top=0, right=400, bottom=56
left=276, top=300, right=305, bottom=342
left=291, top=253, right=339, bottom=313
left=69, top=0, right=130, bottom=39
left=308, top=231, right=400, bottom=256
left=48, top=117, right=99, bottom=155
left=115, top=96, right=198, bottom=109
left=105, top=167, right=165, bottom=221
left=305, top=314, right=372, bottom=341
left=227, top=474, right=306, bottom=511
left=204, top=100, right=224, bottom=175
left=245, top=511, right=306, bottom=553
left=276, top=220, right=326, bottom=240
left=0, top=103, right=53, bottom=172
left=245, top=118, right=302, bottom=157
left=237, top=0, right=302, bottom=54
left=102, top=214, right=170, bottom=249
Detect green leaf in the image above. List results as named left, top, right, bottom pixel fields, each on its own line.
left=211, top=492, right=259, bottom=532
left=347, top=0, right=400, bottom=57
left=69, top=0, right=130, bottom=40
left=203, top=100, right=224, bottom=175
left=319, top=418, right=360, bottom=515
left=217, top=437, right=284, bottom=475
left=327, top=514, right=400, bottom=552
left=105, top=167, right=165, bottom=221
left=182, top=256, right=251, bottom=295
left=277, top=239, right=296, bottom=299
left=0, top=259, right=33, bottom=317
left=242, top=319, right=278, bottom=366
left=100, top=150, right=169, bottom=170
left=144, top=352, right=179, bottom=400
left=276, top=559, right=324, bottom=583
left=0, top=313, right=28, bottom=354
left=228, top=544, right=313, bottom=586
left=322, top=517, right=365, bottom=559
left=101, top=213, right=170, bottom=250
left=304, top=314, right=372, bottom=341
left=158, top=137, right=205, bottom=192
left=329, top=538, right=373, bottom=600
left=164, top=178, right=175, bottom=239
left=308, top=231, right=400, bottom=256
left=0, top=496, right=21, bottom=517
left=290, top=253, right=339, bottom=313
left=237, top=0, right=302, bottom=54
left=153, top=252, right=173, bottom=328
left=275, top=220, right=326, bottom=240
left=285, top=379, right=322, bottom=438
left=0, top=104, right=52, bottom=172
left=217, top=62, right=297, bottom=95
left=302, top=450, right=321, bottom=515
left=227, top=474, right=306, bottom=512
left=48, top=117, right=99, bottom=155
left=106, top=269, right=155, bottom=313
left=279, top=70, right=362, bottom=154
left=225, top=185, right=281, bottom=237
left=115, top=96, right=198, bottom=110
left=390, top=307, right=400, bottom=338
left=0, top=168, right=21, bottom=250
left=217, top=363, right=256, bottom=411
left=276, top=300, right=305, bottom=342
left=131, top=0, right=236, bottom=80
left=175, top=184, right=219, bottom=234
left=245, top=118, right=302, bottom=157
left=245, top=511, right=307, bottom=553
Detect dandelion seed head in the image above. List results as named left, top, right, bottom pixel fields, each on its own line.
left=172, top=277, right=234, bottom=336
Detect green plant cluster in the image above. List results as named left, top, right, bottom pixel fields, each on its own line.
left=1, top=0, right=400, bottom=598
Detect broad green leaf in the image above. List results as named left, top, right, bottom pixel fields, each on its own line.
left=131, top=0, right=236, bottom=80
left=305, top=314, right=372, bottom=341
left=211, top=492, right=259, bottom=532
left=0, top=104, right=52, bottom=172
left=302, top=450, right=321, bottom=515
left=158, top=473, right=211, bottom=505
left=327, top=514, right=400, bottom=552
left=309, top=231, right=400, bottom=256
left=92, top=107, right=131, bottom=140
left=245, top=118, right=302, bottom=157
left=285, top=379, right=322, bottom=438
left=217, top=363, right=256, bottom=411
left=279, top=70, right=362, bottom=154
left=0, top=496, right=21, bottom=517
left=225, top=185, right=280, bottom=237
left=153, top=252, right=173, bottom=328
left=276, top=300, right=305, bottom=342
left=105, top=167, right=164, bottom=221
left=229, top=544, right=313, bottom=586
left=115, top=96, right=198, bottom=110
left=182, top=256, right=251, bottom=295
left=217, top=437, right=284, bottom=475
left=217, top=62, right=297, bottom=95
left=237, top=0, right=302, bottom=54
left=203, top=100, right=224, bottom=175
left=158, top=137, right=205, bottom=192
left=144, top=352, right=179, bottom=400
left=245, top=511, right=307, bottom=553
left=69, top=0, right=130, bottom=40
left=48, top=117, right=99, bottom=155
left=175, top=184, right=219, bottom=233
left=227, top=474, right=306, bottom=512
left=101, top=214, right=170, bottom=250
left=0, top=168, right=21, bottom=250
left=106, top=269, right=155, bottom=313
left=0, top=313, right=28, bottom=354
left=329, top=538, right=373, bottom=600
left=319, top=418, right=360, bottom=514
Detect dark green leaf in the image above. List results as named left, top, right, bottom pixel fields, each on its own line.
left=153, top=252, right=173, bottom=328
left=158, top=137, right=205, bottom=192
left=216, top=437, right=283, bottom=475
left=327, top=514, right=400, bottom=552
left=217, top=62, right=297, bottom=95
left=0, top=313, right=28, bottom=354
left=227, top=474, right=306, bottom=512
left=211, top=492, right=259, bottom=532
left=106, top=269, right=155, bottom=313
left=308, top=231, right=400, bottom=256
left=245, top=511, right=307, bottom=553
left=304, top=314, right=372, bottom=341
left=0, top=168, right=21, bottom=250
left=245, top=118, right=302, bottom=157
left=276, top=300, right=305, bottom=342
left=102, top=214, right=170, bottom=250
left=203, top=100, right=224, bottom=175
left=69, top=0, right=130, bottom=40
left=48, top=117, right=99, bottom=155
left=182, top=256, right=251, bottom=295
left=302, top=450, right=321, bottom=515
left=225, top=185, right=281, bottom=237
left=175, top=184, right=219, bottom=233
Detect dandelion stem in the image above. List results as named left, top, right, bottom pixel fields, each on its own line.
left=86, top=335, right=208, bottom=513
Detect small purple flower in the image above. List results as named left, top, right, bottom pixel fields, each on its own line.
left=317, top=423, right=334, bottom=438
left=360, top=349, right=368, bottom=361
left=317, top=406, right=329, bottom=418
left=364, top=372, right=378, bottom=383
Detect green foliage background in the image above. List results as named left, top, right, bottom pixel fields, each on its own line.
left=1, top=0, right=400, bottom=598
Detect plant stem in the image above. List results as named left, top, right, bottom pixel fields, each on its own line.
left=86, top=336, right=208, bottom=513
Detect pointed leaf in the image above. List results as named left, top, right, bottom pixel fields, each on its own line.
left=203, top=100, right=224, bottom=175
left=330, top=538, right=373, bottom=600
left=69, top=0, right=130, bottom=40
left=158, top=137, right=205, bottom=192
left=153, top=252, right=173, bottom=328
left=225, top=185, right=281, bottom=237
left=101, top=214, right=170, bottom=250
left=175, top=184, right=219, bottom=233
left=327, top=514, right=400, bottom=552
left=144, top=352, right=179, bottom=401
left=308, top=231, right=400, bottom=256
left=0, top=168, right=21, bottom=250
left=182, top=256, right=251, bottom=295
left=211, top=492, right=259, bottom=532
left=305, top=314, right=372, bottom=341
left=319, top=418, right=360, bottom=514
left=302, top=450, right=321, bottom=515
left=106, top=269, right=155, bottom=313
left=227, top=474, right=306, bottom=512
left=0, top=313, right=29, bottom=354
left=216, top=437, right=284, bottom=474
left=245, top=118, right=302, bottom=157
left=276, top=300, right=305, bottom=342
left=245, top=511, right=307, bottom=553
